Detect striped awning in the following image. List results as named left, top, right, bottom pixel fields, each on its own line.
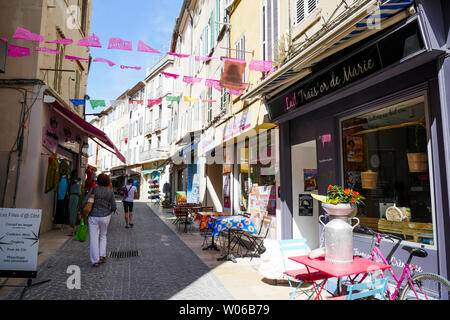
left=245, top=0, right=414, bottom=100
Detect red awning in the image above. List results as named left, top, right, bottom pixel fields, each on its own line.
left=50, top=101, right=126, bottom=164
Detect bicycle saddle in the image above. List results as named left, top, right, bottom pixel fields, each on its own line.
left=402, top=246, right=428, bottom=258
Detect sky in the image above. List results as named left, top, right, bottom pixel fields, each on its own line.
left=85, top=0, right=183, bottom=116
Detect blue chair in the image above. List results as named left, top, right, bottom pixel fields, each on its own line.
left=279, top=239, right=329, bottom=300
left=329, top=277, right=388, bottom=300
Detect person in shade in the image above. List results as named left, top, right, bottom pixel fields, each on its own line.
left=122, top=179, right=138, bottom=228
left=81, top=173, right=116, bottom=267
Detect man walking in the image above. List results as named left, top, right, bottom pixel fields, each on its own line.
left=122, top=179, right=138, bottom=228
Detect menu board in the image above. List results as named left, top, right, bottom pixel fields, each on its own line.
left=0, top=208, right=42, bottom=278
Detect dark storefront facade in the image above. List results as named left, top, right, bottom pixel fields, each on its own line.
left=264, top=1, right=450, bottom=297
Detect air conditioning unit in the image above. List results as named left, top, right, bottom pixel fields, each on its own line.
left=0, top=38, right=7, bottom=73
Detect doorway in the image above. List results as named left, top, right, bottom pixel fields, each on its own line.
left=291, top=140, right=320, bottom=250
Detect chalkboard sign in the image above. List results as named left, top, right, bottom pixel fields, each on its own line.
left=299, top=194, right=313, bottom=216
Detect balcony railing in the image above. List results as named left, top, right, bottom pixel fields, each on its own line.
left=153, top=120, right=161, bottom=132
left=145, top=122, right=152, bottom=135
left=140, top=149, right=169, bottom=162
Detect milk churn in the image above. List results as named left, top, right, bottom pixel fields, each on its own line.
left=319, top=203, right=359, bottom=265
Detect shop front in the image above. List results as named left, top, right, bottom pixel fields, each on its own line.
left=264, top=8, right=450, bottom=293
left=218, top=102, right=279, bottom=239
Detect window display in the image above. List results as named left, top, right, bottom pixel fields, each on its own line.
left=341, top=96, right=434, bottom=245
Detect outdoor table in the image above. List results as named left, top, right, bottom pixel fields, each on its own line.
left=173, top=204, right=200, bottom=233
left=196, top=212, right=230, bottom=251
left=288, top=255, right=392, bottom=300
left=210, top=215, right=257, bottom=263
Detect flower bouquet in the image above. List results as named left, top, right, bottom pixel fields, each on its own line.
left=311, top=185, right=365, bottom=216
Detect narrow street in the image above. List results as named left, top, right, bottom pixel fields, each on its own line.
left=4, top=202, right=234, bottom=300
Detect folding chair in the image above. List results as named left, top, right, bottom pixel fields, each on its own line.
left=279, top=239, right=329, bottom=300
left=328, top=278, right=388, bottom=300
left=239, top=216, right=272, bottom=260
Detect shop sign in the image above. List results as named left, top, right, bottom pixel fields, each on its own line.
left=42, top=123, right=58, bottom=153
left=0, top=208, right=42, bottom=278
left=222, top=109, right=251, bottom=141
left=198, top=127, right=215, bottom=156
left=268, top=45, right=382, bottom=120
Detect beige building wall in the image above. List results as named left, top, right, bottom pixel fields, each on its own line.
left=0, top=0, right=93, bottom=233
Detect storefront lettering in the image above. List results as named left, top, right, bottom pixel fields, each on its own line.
left=298, top=58, right=376, bottom=105
left=342, top=59, right=375, bottom=84
left=268, top=45, right=381, bottom=120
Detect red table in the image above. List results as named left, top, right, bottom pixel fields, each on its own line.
left=289, top=255, right=392, bottom=299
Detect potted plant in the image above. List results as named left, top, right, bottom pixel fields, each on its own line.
left=407, top=125, right=427, bottom=172
left=311, top=185, right=365, bottom=216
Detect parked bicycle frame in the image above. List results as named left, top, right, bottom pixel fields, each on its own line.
left=354, top=226, right=450, bottom=300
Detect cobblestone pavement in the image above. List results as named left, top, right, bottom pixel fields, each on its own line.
left=4, top=202, right=234, bottom=300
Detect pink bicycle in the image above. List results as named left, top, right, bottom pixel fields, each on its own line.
left=354, top=226, right=450, bottom=300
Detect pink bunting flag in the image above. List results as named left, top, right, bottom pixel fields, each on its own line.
left=108, top=37, right=132, bottom=51
left=228, top=88, right=245, bottom=96
left=195, top=56, right=217, bottom=62
left=12, top=27, right=44, bottom=42
left=137, top=40, right=161, bottom=54
left=160, top=71, right=179, bottom=79
left=2, top=37, right=8, bottom=41
left=65, top=55, right=89, bottom=61
left=249, top=59, right=273, bottom=72
left=93, top=57, right=116, bottom=67
left=205, top=79, right=222, bottom=92
left=148, top=99, right=162, bottom=107
left=120, top=65, right=141, bottom=70
left=222, top=57, right=246, bottom=64
left=35, top=47, right=61, bottom=54
left=77, top=33, right=102, bottom=48
left=7, top=44, right=30, bottom=57
left=183, top=76, right=203, bottom=84
left=167, top=52, right=190, bottom=58
left=45, top=38, right=73, bottom=45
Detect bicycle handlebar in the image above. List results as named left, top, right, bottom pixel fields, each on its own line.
left=354, top=225, right=403, bottom=242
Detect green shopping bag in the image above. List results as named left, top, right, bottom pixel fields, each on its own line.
left=75, top=218, right=88, bottom=242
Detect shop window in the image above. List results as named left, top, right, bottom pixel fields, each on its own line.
left=341, top=96, right=434, bottom=245
left=248, top=129, right=277, bottom=216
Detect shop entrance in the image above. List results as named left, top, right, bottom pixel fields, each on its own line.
left=291, top=140, right=320, bottom=250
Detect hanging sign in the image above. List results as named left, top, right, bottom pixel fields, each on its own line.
left=0, top=208, right=42, bottom=278
left=42, top=123, right=58, bottom=153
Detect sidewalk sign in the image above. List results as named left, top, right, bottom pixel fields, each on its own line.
left=0, top=208, right=42, bottom=278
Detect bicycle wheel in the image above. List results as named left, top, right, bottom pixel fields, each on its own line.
left=399, top=273, right=450, bottom=300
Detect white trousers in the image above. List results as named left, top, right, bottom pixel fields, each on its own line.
left=88, top=215, right=111, bottom=264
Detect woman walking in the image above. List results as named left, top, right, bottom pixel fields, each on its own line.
left=81, top=173, right=116, bottom=267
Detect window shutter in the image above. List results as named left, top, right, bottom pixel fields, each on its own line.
left=308, top=0, right=317, bottom=14
left=296, top=0, right=305, bottom=24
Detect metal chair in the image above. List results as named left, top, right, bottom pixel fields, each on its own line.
left=328, top=277, right=388, bottom=300
left=240, top=216, right=272, bottom=260
left=279, top=239, right=329, bottom=300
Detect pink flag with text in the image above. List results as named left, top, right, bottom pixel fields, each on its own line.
left=195, top=56, right=217, bottom=62
left=93, top=57, right=116, bottom=66
left=228, top=88, right=245, bottom=96
left=205, top=79, right=222, bottom=92
left=167, top=52, right=190, bottom=58
left=183, top=76, right=203, bottom=84
left=108, top=37, right=132, bottom=51
left=138, top=40, right=161, bottom=54
left=120, top=65, right=141, bottom=70
left=249, top=60, right=273, bottom=72
left=148, top=99, right=162, bottom=107
left=7, top=45, right=30, bottom=57
left=35, top=47, right=61, bottom=54
left=65, top=55, right=89, bottom=61
left=160, top=71, right=179, bottom=79
left=77, top=33, right=102, bottom=47
left=45, top=38, right=73, bottom=45
left=12, top=27, right=44, bottom=42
